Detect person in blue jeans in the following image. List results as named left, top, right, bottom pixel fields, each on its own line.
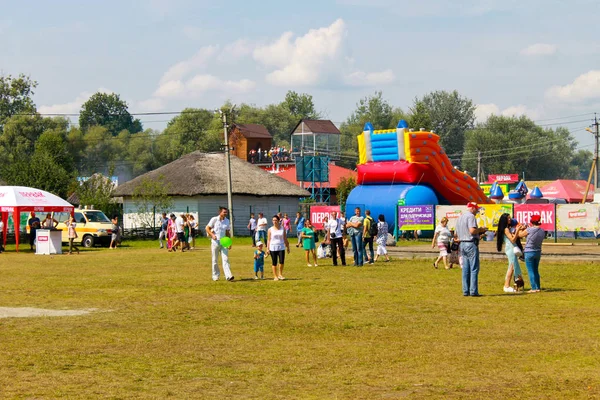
left=346, top=207, right=364, bottom=266
left=518, top=214, right=545, bottom=293
left=455, top=202, right=488, bottom=296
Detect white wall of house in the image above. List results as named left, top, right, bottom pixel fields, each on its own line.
left=122, top=195, right=301, bottom=235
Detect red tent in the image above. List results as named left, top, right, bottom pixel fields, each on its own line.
left=0, top=186, right=74, bottom=251
left=536, top=180, right=594, bottom=203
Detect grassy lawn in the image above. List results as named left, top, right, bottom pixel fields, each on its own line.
left=1, top=238, right=599, bottom=399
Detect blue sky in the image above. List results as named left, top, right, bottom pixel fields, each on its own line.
left=1, top=0, right=599, bottom=148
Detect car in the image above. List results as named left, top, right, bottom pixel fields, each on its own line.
left=52, top=208, right=114, bottom=248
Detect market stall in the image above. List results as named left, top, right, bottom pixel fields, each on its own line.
left=0, top=186, right=74, bottom=252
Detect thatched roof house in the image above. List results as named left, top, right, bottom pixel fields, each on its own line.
left=115, top=151, right=309, bottom=233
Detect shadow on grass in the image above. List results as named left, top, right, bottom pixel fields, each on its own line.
left=484, top=287, right=584, bottom=297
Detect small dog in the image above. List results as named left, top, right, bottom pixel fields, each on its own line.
left=514, top=276, right=525, bottom=292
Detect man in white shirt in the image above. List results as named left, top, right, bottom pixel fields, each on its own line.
left=174, top=213, right=186, bottom=252
left=326, top=211, right=346, bottom=266
left=206, top=206, right=234, bottom=281
left=256, top=212, right=268, bottom=243
left=247, top=213, right=257, bottom=247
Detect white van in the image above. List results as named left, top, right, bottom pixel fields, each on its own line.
left=53, top=208, right=114, bottom=247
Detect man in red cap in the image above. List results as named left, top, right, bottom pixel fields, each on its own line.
left=455, top=202, right=488, bottom=296
left=518, top=214, right=545, bottom=293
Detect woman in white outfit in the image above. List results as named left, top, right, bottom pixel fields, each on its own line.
left=374, top=214, right=390, bottom=262
left=267, top=215, right=290, bottom=281
left=432, top=217, right=452, bottom=269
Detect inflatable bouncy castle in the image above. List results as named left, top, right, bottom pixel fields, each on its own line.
left=346, top=120, right=491, bottom=231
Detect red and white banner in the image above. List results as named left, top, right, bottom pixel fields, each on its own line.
left=487, top=174, right=520, bottom=183
left=513, top=204, right=555, bottom=231
left=310, top=205, right=341, bottom=230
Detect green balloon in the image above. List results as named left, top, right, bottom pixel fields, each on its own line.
left=220, top=236, right=232, bottom=247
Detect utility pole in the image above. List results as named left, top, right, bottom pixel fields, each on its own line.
left=594, top=113, right=599, bottom=190
left=583, top=113, right=599, bottom=203
left=220, top=107, right=235, bottom=235
left=476, top=151, right=482, bottom=183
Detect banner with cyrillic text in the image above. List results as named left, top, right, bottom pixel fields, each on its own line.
left=555, top=204, right=600, bottom=233
left=397, top=205, right=434, bottom=230
left=310, top=205, right=341, bottom=230
left=513, top=204, right=555, bottom=231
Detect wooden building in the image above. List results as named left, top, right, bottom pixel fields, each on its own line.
left=229, top=123, right=272, bottom=162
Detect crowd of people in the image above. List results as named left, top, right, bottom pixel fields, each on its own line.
left=248, top=146, right=291, bottom=164
left=158, top=212, right=198, bottom=253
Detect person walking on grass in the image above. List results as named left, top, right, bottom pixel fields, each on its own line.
left=109, top=215, right=120, bottom=249
left=301, top=219, right=318, bottom=267
left=432, top=217, right=452, bottom=269
left=374, top=214, right=390, bottom=262
left=253, top=241, right=265, bottom=279
left=66, top=214, right=80, bottom=255
left=456, top=202, right=487, bottom=296
left=267, top=215, right=290, bottom=281
left=248, top=213, right=257, bottom=247
left=346, top=207, right=364, bottom=267
left=518, top=214, right=545, bottom=293
left=188, top=214, right=197, bottom=250
left=159, top=212, right=169, bottom=249
left=294, top=211, right=305, bottom=248
left=496, top=213, right=525, bottom=293
left=206, top=207, right=234, bottom=281
left=362, top=209, right=376, bottom=264
left=256, top=212, right=268, bottom=244
left=326, top=211, right=346, bottom=266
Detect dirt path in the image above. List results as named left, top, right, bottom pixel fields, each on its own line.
left=387, top=241, right=600, bottom=262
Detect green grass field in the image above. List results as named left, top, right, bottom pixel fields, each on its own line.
left=1, top=238, right=599, bottom=399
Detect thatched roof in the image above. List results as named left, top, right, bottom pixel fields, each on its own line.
left=114, top=151, right=310, bottom=197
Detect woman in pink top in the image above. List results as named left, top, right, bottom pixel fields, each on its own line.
left=282, top=213, right=291, bottom=236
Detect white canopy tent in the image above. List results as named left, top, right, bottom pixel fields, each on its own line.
left=0, top=186, right=74, bottom=251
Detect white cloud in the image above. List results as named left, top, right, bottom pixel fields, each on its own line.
left=160, top=45, right=219, bottom=84
left=154, top=80, right=185, bottom=97
left=253, top=32, right=296, bottom=69
left=136, top=98, right=165, bottom=112
left=475, top=103, right=539, bottom=122
left=520, top=43, right=557, bottom=56
left=38, top=88, right=113, bottom=115
left=153, top=75, right=255, bottom=99
left=253, top=19, right=393, bottom=87
left=344, top=69, right=395, bottom=86
left=219, top=39, right=255, bottom=63
left=475, top=103, right=500, bottom=122
left=254, top=20, right=346, bottom=86
left=545, top=70, right=600, bottom=103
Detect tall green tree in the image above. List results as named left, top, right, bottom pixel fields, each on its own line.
left=76, top=173, right=121, bottom=217
left=463, top=115, right=580, bottom=180
left=414, top=90, right=476, bottom=163
left=79, top=92, right=143, bottom=136
left=154, top=108, right=221, bottom=165
left=0, top=74, right=37, bottom=131
left=132, top=175, right=173, bottom=230
left=282, top=91, right=321, bottom=119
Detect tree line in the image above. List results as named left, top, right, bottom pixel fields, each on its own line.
left=0, top=73, right=592, bottom=200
